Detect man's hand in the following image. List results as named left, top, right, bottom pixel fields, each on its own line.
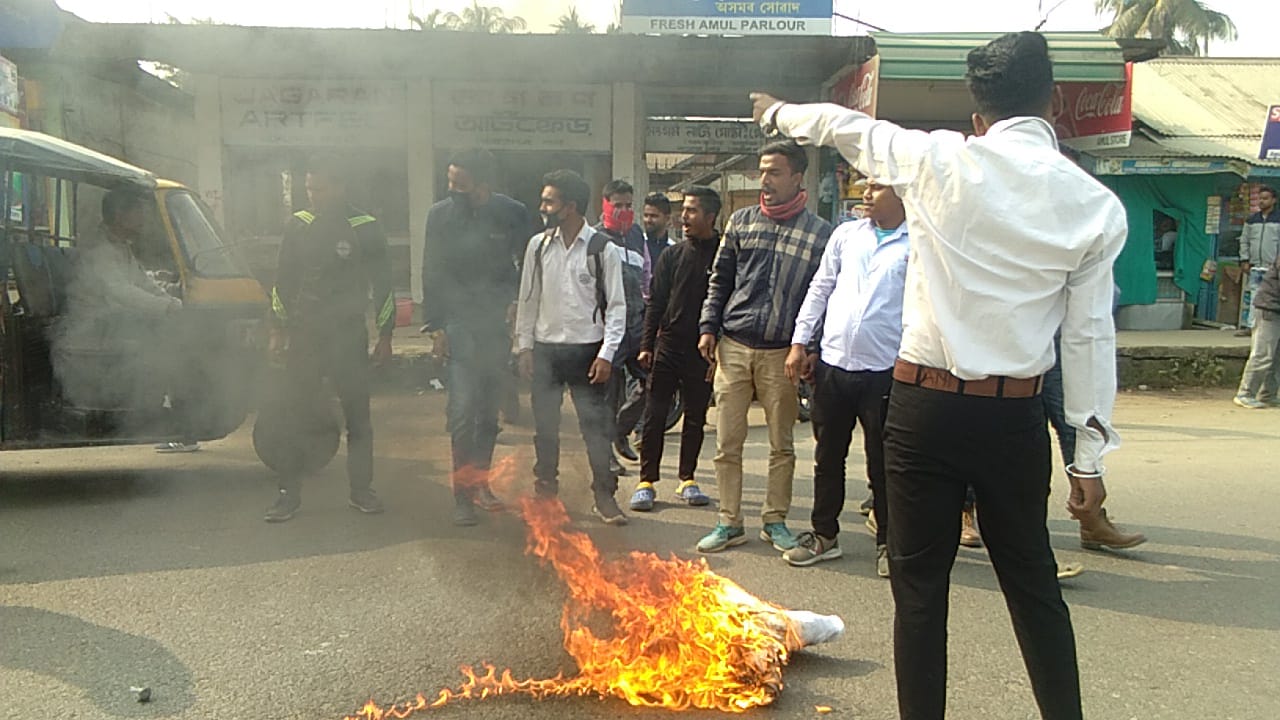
left=371, top=335, right=393, bottom=366
left=637, top=350, right=653, bottom=370
left=268, top=328, right=288, bottom=359
left=518, top=350, right=534, bottom=381
left=750, top=92, right=782, bottom=126
left=1066, top=469, right=1107, bottom=519
left=698, top=333, right=718, bottom=366
left=588, top=358, right=613, bottom=385
left=784, top=344, right=811, bottom=384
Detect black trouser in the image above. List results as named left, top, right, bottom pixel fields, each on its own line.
left=639, top=342, right=712, bottom=483
left=884, top=381, right=1080, bottom=720
left=531, top=342, right=616, bottom=496
left=810, top=362, right=891, bottom=544
left=609, top=354, right=648, bottom=441
left=282, top=323, right=373, bottom=493
left=445, top=321, right=508, bottom=498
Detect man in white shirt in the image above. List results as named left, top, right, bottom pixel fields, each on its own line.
left=515, top=170, right=629, bottom=525
left=781, top=180, right=907, bottom=577
left=753, top=32, right=1124, bottom=720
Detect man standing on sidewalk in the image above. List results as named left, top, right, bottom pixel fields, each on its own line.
left=781, top=180, right=908, bottom=577
left=1238, top=186, right=1280, bottom=336
left=753, top=31, right=1123, bottom=720
left=629, top=187, right=721, bottom=513
left=515, top=170, right=629, bottom=525
left=1234, top=252, right=1280, bottom=408
left=422, top=149, right=531, bottom=526
left=695, top=140, right=832, bottom=554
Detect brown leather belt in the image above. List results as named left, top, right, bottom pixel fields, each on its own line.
left=893, top=359, right=1043, bottom=399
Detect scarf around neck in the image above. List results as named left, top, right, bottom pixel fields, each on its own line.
left=760, top=190, right=808, bottom=222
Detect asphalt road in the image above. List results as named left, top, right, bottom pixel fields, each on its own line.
left=1, top=385, right=1277, bottom=720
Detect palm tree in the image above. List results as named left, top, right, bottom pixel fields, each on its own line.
left=553, top=5, right=596, bottom=34
left=1095, top=0, right=1238, bottom=56
left=443, top=1, right=528, bottom=34
left=407, top=8, right=452, bottom=30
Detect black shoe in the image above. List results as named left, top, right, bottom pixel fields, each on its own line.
left=264, top=489, right=300, bottom=523
left=454, top=498, right=479, bottom=527
left=613, top=436, right=639, bottom=462
left=610, top=456, right=628, bottom=477
left=858, top=494, right=874, bottom=516
left=348, top=489, right=385, bottom=514
left=474, top=486, right=505, bottom=512
left=534, top=480, right=558, bottom=499
left=592, top=489, right=629, bottom=526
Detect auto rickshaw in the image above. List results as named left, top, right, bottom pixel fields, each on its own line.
left=0, top=127, right=301, bottom=458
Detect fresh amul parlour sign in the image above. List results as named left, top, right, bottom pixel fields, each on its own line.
left=1051, top=64, right=1133, bottom=151
left=622, top=0, right=833, bottom=36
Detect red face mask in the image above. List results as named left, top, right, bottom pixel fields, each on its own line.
left=602, top=198, right=635, bottom=233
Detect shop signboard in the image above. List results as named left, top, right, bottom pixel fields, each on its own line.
left=1260, top=104, right=1280, bottom=161
left=220, top=79, right=407, bottom=147
left=0, top=55, right=19, bottom=116
left=433, top=82, right=612, bottom=152
left=647, top=120, right=766, bottom=154
left=828, top=55, right=879, bottom=117
left=622, top=0, right=833, bottom=36
left=1052, top=64, right=1132, bottom=152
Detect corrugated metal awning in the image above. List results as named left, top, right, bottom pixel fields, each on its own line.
left=871, top=32, right=1129, bottom=83
left=1130, top=59, right=1280, bottom=138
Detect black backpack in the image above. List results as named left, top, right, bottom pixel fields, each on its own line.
left=528, top=227, right=614, bottom=324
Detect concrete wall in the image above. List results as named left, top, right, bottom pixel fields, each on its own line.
left=26, top=61, right=197, bottom=187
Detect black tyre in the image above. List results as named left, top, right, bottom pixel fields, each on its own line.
left=663, top=388, right=684, bottom=432
left=252, top=372, right=341, bottom=476
left=796, top=380, right=812, bottom=423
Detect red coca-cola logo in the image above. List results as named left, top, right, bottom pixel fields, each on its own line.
left=1074, top=83, right=1125, bottom=121
left=854, top=71, right=876, bottom=113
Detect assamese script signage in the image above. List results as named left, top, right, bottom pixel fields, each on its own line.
left=622, top=0, right=833, bottom=36
left=647, top=120, right=767, bottom=154
left=220, top=79, right=407, bottom=147
left=433, top=82, right=612, bottom=152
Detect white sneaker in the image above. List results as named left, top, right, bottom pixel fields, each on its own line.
left=1233, top=395, right=1265, bottom=409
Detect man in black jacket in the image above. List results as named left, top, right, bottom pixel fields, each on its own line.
left=265, top=159, right=394, bottom=522
left=629, top=187, right=721, bottom=512
left=422, top=149, right=532, bottom=526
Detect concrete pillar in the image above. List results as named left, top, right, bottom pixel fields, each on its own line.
left=804, top=147, right=820, bottom=215
left=407, top=79, right=435, bottom=305
left=189, top=74, right=225, bottom=226
left=611, top=82, right=647, bottom=203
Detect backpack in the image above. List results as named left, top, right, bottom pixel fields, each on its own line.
left=529, top=227, right=643, bottom=364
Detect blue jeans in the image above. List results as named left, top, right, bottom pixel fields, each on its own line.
left=445, top=322, right=509, bottom=494
left=1041, top=343, right=1076, bottom=467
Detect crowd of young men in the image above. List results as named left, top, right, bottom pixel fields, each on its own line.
left=265, top=31, right=1148, bottom=720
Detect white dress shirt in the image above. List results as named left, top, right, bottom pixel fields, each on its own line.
left=792, top=218, right=909, bottom=372
left=769, top=102, right=1125, bottom=473
left=515, top=221, right=626, bottom=362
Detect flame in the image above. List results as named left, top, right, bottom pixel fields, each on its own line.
left=343, top=456, right=807, bottom=718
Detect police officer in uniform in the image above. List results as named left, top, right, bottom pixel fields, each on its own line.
left=265, top=159, right=395, bottom=522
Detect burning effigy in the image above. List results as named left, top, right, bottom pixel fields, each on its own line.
left=344, top=458, right=844, bottom=718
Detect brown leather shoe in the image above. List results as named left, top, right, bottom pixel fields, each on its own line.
left=1079, top=508, right=1147, bottom=551
left=960, top=508, right=983, bottom=548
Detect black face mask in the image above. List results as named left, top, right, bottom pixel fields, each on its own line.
left=541, top=211, right=562, bottom=231
left=448, top=190, right=470, bottom=206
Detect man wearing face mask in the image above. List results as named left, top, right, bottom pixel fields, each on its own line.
left=422, top=148, right=532, bottom=526
left=595, top=180, right=648, bottom=472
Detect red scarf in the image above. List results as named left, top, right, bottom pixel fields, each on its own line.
left=602, top=198, right=635, bottom=234
left=760, top=190, right=808, bottom=222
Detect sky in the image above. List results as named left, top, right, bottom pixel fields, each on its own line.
left=53, top=0, right=1275, bottom=57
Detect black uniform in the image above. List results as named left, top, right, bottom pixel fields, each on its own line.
left=271, top=206, right=394, bottom=493
left=638, top=232, right=719, bottom=484
left=421, top=192, right=530, bottom=494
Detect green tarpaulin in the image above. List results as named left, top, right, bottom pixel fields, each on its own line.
left=1099, top=173, right=1234, bottom=306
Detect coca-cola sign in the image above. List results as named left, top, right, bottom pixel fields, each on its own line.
left=1051, top=63, right=1133, bottom=151
left=830, top=55, right=880, bottom=117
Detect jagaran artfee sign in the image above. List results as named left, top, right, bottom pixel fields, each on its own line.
left=622, top=0, right=833, bottom=36
left=433, top=82, right=612, bottom=152
left=220, top=79, right=407, bottom=147
left=647, top=120, right=767, bottom=154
